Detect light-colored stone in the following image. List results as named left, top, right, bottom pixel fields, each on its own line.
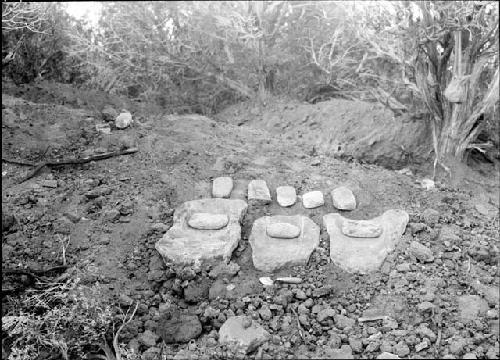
left=115, top=111, right=132, bottom=129
left=188, top=213, right=229, bottom=230
left=331, top=186, right=356, bottom=210
left=421, top=178, right=435, bottom=190
left=259, top=277, right=274, bottom=286
left=155, top=199, right=247, bottom=267
left=248, top=180, right=271, bottom=204
left=341, top=219, right=383, bottom=238
left=96, top=123, right=111, bottom=134
left=213, top=177, right=233, bottom=198
left=219, top=316, right=270, bottom=354
left=249, top=215, right=320, bottom=272
left=324, top=209, right=409, bottom=273
left=276, top=186, right=296, bottom=207
left=266, top=223, right=300, bottom=239
left=275, top=277, right=302, bottom=284
left=302, top=191, right=324, bottom=209
left=458, top=295, right=489, bottom=322
left=377, top=352, right=401, bottom=359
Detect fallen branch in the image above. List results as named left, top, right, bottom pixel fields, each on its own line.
left=2, top=265, right=68, bottom=277
left=18, top=147, right=138, bottom=183
left=2, top=158, right=36, bottom=166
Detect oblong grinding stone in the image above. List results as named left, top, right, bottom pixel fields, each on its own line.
left=188, top=213, right=229, bottom=230
left=266, top=223, right=301, bottom=239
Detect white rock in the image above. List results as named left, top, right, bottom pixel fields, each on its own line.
left=276, top=186, right=296, bottom=207
left=377, top=352, right=401, bottom=359
left=188, top=213, right=229, bottom=230
left=249, top=215, right=320, bottom=272
left=259, top=277, right=274, bottom=286
left=331, top=186, right=356, bottom=210
left=213, top=177, right=233, bottom=198
left=248, top=180, right=271, bottom=203
left=219, top=316, right=270, bottom=354
left=96, top=123, right=111, bottom=134
left=324, top=209, right=409, bottom=273
left=275, top=277, right=302, bottom=284
left=302, top=191, right=324, bottom=209
left=115, top=112, right=132, bottom=129
left=341, top=219, right=383, bottom=238
left=266, top=223, right=300, bottom=239
left=155, top=199, right=247, bottom=267
left=421, top=178, right=435, bottom=190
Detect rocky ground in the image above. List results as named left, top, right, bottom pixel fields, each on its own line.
left=1, top=80, right=499, bottom=360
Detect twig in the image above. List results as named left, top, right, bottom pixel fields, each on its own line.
left=19, top=147, right=139, bottom=183
left=113, top=302, right=139, bottom=360
left=57, top=235, right=71, bottom=266
left=290, top=307, right=305, bottom=341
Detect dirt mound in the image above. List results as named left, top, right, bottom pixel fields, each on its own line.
left=216, top=97, right=433, bottom=169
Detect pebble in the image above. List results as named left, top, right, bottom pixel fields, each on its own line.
left=396, top=263, right=411, bottom=272
left=302, top=191, right=324, bottom=209
left=266, top=222, right=300, bottom=239
left=408, top=222, right=427, bottom=235
left=259, top=277, right=274, bottom=286
left=377, top=352, right=400, bottom=359
left=417, top=301, right=435, bottom=312
left=317, top=308, right=336, bottom=323
left=116, top=111, right=132, bottom=129
left=213, top=177, right=233, bottom=198
left=275, top=277, right=302, bottom=284
left=331, top=186, right=356, bottom=210
left=409, top=241, right=434, bottom=262
left=394, top=341, right=410, bottom=357
left=415, top=339, right=429, bottom=352
left=422, top=208, right=440, bottom=226
left=294, top=289, right=307, bottom=300
left=348, top=337, right=363, bottom=353
left=449, top=337, right=468, bottom=355
left=335, top=314, right=355, bottom=329
left=276, top=186, right=297, bottom=207
left=259, top=306, right=272, bottom=321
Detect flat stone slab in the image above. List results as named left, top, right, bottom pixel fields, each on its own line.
left=324, top=209, right=409, bottom=273
left=331, top=186, right=356, bottom=210
left=155, top=199, right=247, bottom=266
left=213, top=177, right=233, bottom=198
left=276, top=186, right=296, bottom=207
left=302, top=191, right=324, bottom=209
left=219, top=316, right=270, bottom=354
left=342, top=219, right=383, bottom=238
left=266, top=223, right=300, bottom=239
left=249, top=215, right=320, bottom=272
left=248, top=180, right=271, bottom=204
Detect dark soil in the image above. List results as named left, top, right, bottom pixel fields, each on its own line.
left=2, top=80, right=499, bottom=359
